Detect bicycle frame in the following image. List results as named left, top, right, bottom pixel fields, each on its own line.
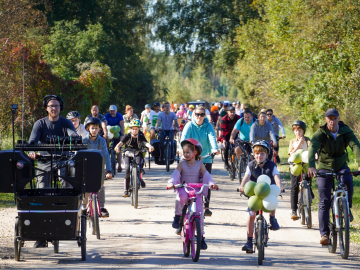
left=87, top=192, right=101, bottom=218
left=332, top=182, right=349, bottom=229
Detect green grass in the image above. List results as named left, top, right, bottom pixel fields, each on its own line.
left=0, top=193, right=15, bottom=208
left=277, top=127, right=360, bottom=244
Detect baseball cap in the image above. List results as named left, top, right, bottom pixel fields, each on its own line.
left=325, top=108, right=339, bottom=117
left=109, top=105, right=117, bottom=111
left=228, top=106, right=236, bottom=111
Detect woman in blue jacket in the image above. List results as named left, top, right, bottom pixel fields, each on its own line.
left=180, top=106, right=220, bottom=216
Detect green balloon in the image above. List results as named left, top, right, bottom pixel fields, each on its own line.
left=291, top=163, right=303, bottom=176
left=244, top=181, right=256, bottom=197
left=248, top=195, right=263, bottom=212
left=116, top=125, right=121, bottom=133
left=113, top=132, right=120, bottom=139
left=254, top=182, right=271, bottom=199
left=110, top=126, right=117, bottom=134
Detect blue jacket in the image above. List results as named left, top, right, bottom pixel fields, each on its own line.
left=180, top=117, right=218, bottom=163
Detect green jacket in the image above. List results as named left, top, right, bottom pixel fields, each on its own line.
left=308, top=121, right=360, bottom=172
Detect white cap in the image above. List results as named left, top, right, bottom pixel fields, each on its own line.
left=109, top=105, right=117, bottom=111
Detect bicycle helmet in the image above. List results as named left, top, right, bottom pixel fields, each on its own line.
left=145, top=104, right=151, bottom=109
left=181, top=119, right=186, bottom=124
left=43, top=95, right=64, bottom=111
left=129, top=119, right=141, bottom=128
left=66, top=111, right=81, bottom=120
left=181, top=138, right=203, bottom=155
left=189, top=105, right=195, bottom=109
left=153, top=102, right=160, bottom=107
left=223, top=101, right=230, bottom=107
left=85, top=117, right=102, bottom=129
left=292, top=120, right=307, bottom=134
left=252, top=140, right=270, bottom=154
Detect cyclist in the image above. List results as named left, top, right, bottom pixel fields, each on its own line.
left=219, top=106, right=241, bottom=170
left=123, top=105, right=139, bottom=134
left=115, top=120, right=154, bottom=197
left=84, top=105, right=108, bottom=139
left=308, top=109, right=360, bottom=245
left=167, top=139, right=218, bottom=249
left=250, top=111, right=277, bottom=161
left=82, top=117, right=112, bottom=217
left=160, top=104, right=165, bottom=112
left=288, top=120, right=312, bottom=220
left=186, top=104, right=195, bottom=121
left=216, top=101, right=230, bottom=132
left=235, top=101, right=242, bottom=116
left=148, top=102, right=161, bottom=141
left=229, top=108, right=255, bottom=159
left=140, top=104, right=152, bottom=138
left=155, top=102, right=179, bottom=162
left=66, top=111, right=88, bottom=138
left=105, top=105, right=125, bottom=172
left=239, top=140, right=283, bottom=253
left=266, top=109, right=286, bottom=163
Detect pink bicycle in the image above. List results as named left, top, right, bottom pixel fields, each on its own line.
left=86, top=192, right=101, bottom=239
left=168, top=182, right=218, bottom=262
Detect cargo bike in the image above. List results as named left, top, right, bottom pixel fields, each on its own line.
left=0, top=137, right=105, bottom=261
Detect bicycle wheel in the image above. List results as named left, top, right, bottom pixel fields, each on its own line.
left=80, top=215, right=86, bottom=261
left=132, top=166, right=139, bottom=209
left=92, top=194, right=100, bottom=239
left=338, top=197, right=350, bottom=259
left=14, top=217, right=21, bottom=261
left=228, top=153, right=235, bottom=180
left=182, top=226, right=190, bottom=257
left=257, top=220, right=264, bottom=265
left=328, top=207, right=337, bottom=253
left=53, top=240, right=59, bottom=253
left=237, top=156, right=243, bottom=184
left=221, top=147, right=225, bottom=162
left=303, top=181, right=312, bottom=229
left=111, top=150, right=116, bottom=176
left=298, top=185, right=306, bottom=225
left=190, top=217, right=201, bottom=262
left=166, top=143, right=170, bottom=172
left=148, top=151, right=151, bottom=170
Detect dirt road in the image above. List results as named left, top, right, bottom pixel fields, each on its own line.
left=1, top=156, right=360, bottom=269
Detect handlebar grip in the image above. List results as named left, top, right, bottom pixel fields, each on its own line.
left=166, top=187, right=169, bottom=190
left=236, top=188, right=240, bottom=192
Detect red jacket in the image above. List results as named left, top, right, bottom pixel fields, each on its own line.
left=219, top=114, right=241, bottom=142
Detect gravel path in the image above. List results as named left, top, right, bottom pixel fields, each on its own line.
left=1, top=156, right=360, bottom=269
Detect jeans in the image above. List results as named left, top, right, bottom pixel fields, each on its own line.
left=36, top=161, right=67, bottom=188
left=224, top=141, right=231, bottom=166
left=317, top=166, right=353, bottom=236
left=124, top=154, right=144, bottom=190
left=290, top=173, right=312, bottom=211
left=204, top=163, right=212, bottom=208
left=159, top=130, right=174, bottom=159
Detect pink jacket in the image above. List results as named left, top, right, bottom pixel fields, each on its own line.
left=168, top=169, right=215, bottom=197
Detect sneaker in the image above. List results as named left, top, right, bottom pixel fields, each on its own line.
left=175, top=228, right=181, bottom=235
left=159, top=156, right=163, bottom=162
left=34, top=240, right=47, bottom=248
left=204, top=209, right=212, bottom=217
left=123, top=191, right=129, bottom=197
left=276, top=155, right=281, bottom=163
left=291, top=210, right=299, bottom=221
left=350, top=209, right=354, bottom=222
left=101, top=208, right=109, bottom=218
left=270, top=217, right=280, bottom=230
left=320, top=234, right=329, bottom=245
left=117, top=167, right=122, bottom=173
left=201, top=237, right=208, bottom=250
left=242, top=241, right=253, bottom=253
left=172, top=215, right=180, bottom=229
left=140, top=179, right=146, bottom=188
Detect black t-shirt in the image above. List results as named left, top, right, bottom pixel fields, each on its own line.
left=121, top=132, right=147, bottom=150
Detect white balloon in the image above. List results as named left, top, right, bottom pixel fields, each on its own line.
left=257, top=175, right=271, bottom=185
left=301, top=151, right=309, bottom=163
left=262, top=195, right=278, bottom=211
left=107, top=125, right=112, bottom=131
left=107, top=132, right=114, bottom=139
left=270, top=184, right=281, bottom=197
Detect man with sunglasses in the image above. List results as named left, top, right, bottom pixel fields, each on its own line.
left=220, top=106, right=241, bottom=169
left=155, top=102, right=179, bottom=162
left=266, top=109, right=286, bottom=163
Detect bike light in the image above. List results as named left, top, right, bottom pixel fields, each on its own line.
left=24, top=220, right=30, bottom=226
left=65, top=220, right=71, bottom=226
left=67, top=160, right=75, bottom=167
left=16, top=160, right=24, bottom=169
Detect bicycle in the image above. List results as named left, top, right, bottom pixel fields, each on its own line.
left=124, top=148, right=147, bottom=209
left=281, top=161, right=312, bottom=229
left=234, top=141, right=252, bottom=184
left=108, top=138, right=118, bottom=177
left=316, top=170, right=360, bottom=259
left=162, top=130, right=175, bottom=172
left=168, top=182, right=218, bottom=262
left=270, top=136, right=282, bottom=164
left=86, top=192, right=101, bottom=239
left=227, top=143, right=236, bottom=181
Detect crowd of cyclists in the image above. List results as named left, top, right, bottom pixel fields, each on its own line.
left=27, top=95, right=360, bottom=254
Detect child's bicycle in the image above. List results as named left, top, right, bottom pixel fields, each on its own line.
left=316, top=170, right=360, bottom=259
left=281, top=161, right=312, bottom=228
left=168, top=182, right=218, bottom=262
left=108, top=138, right=118, bottom=176
left=86, top=192, right=101, bottom=239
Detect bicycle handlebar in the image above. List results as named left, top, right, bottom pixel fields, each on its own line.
left=316, top=171, right=360, bottom=177
left=167, top=183, right=219, bottom=193
left=203, top=152, right=216, bottom=159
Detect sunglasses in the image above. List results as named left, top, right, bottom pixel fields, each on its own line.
left=267, top=114, right=273, bottom=116
left=195, top=113, right=206, bottom=117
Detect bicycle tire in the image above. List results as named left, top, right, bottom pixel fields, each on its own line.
left=166, top=143, right=170, bottom=172
left=148, top=151, right=151, bottom=170
left=14, top=217, right=20, bottom=261
left=92, top=194, right=100, bottom=239
left=299, top=184, right=306, bottom=225
left=303, top=181, right=312, bottom=229
left=81, top=215, right=86, bottom=261
left=111, top=149, right=116, bottom=177
left=221, top=148, right=225, bottom=162
left=328, top=208, right=337, bottom=253
left=132, top=166, right=139, bottom=209
left=257, top=219, right=264, bottom=265
left=191, top=217, right=201, bottom=262
left=237, top=156, right=243, bottom=184
left=182, top=226, right=190, bottom=257
left=53, top=240, right=59, bottom=253
left=338, top=197, right=350, bottom=259
left=228, top=153, right=235, bottom=180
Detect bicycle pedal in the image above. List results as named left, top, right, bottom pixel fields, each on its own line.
left=246, top=250, right=253, bottom=254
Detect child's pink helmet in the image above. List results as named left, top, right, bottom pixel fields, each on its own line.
left=181, top=138, right=203, bottom=155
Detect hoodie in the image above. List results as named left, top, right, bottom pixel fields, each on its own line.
left=250, top=120, right=277, bottom=144
left=180, top=117, right=219, bottom=163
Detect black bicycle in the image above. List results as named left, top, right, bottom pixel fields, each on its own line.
left=227, top=144, right=236, bottom=181
left=163, top=130, right=175, bottom=172
left=124, top=148, right=147, bottom=209
left=235, top=141, right=252, bottom=184
left=108, top=138, right=118, bottom=177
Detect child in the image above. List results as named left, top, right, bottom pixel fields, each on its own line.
left=239, top=140, right=282, bottom=253
left=114, top=119, right=154, bottom=197
left=179, top=119, right=186, bottom=131
left=82, top=117, right=112, bottom=217
left=288, top=120, right=313, bottom=220
left=167, top=139, right=218, bottom=250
